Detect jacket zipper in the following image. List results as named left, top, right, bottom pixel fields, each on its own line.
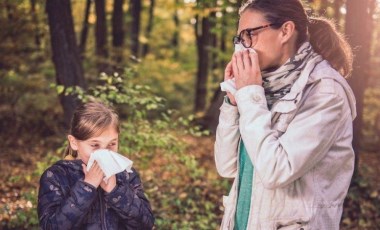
left=99, top=190, right=108, bottom=230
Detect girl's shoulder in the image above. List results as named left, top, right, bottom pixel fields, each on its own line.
left=40, top=160, right=83, bottom=182
left=116, top=167, right=143, bottom=184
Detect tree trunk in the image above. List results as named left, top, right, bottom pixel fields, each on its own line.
left=333, top=0, right=343, bottom=26
left=171, top=0, right=180, bottom=58
left=210, top=10, right=218, bottom=72
left=112, top=0, right=124, bottom=47
left=220, top=7, right=227, bottom=56
left=142, top=0, right=155, bottom=57
left=95, top=0, right=108, bottom=72
left=79, top=0, right=92, bottom=54
left=204, top=4, right=229, bottom=133
left=130, top=0, right=142, bottom=57
left=203, top=88, right=224, bottom=133
left=5, top=1, right=14, bottom=21
left=194, top=14, right=211, bottom=112
left=30, top=0, right=41, bottom=48
left=45, top=0, right=86, bottom=127
left=112, top=0, right=124, bottom=65
left=345, top=0, right=373, bottom=174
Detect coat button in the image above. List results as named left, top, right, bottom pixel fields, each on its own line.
left=253, top=94, right=261, bottom=102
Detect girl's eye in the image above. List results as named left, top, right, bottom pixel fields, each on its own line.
left=91, top=144, right=100, bottom=148
left=108, top=142, right=116, bottom=147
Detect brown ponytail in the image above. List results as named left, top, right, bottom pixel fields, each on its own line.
left=308, top=17, right=353, bottom=77
left=240, top=0, right=353, bottom=77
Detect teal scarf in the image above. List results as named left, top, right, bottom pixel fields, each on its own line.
left=235, top=141, right=253, bottom=230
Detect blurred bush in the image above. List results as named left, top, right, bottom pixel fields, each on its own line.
left=1, top=69, right=231, bottom=229
left=362, top=87, right=380, bottom=151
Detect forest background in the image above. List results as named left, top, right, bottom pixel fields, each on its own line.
left=0, top=0, right=379, bottom=229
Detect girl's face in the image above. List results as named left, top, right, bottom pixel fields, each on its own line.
left=238, top=10, right=285, bottom=71
left=68, top=125, right=119, bottom=164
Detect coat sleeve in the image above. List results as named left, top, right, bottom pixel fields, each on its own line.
left=235, top=82, right=348, bottom=189
left=37, top=167, right=98, bottom=230
left=214, top=97, right=241, bottom=178
left=104, top=169, right=155, bottom=230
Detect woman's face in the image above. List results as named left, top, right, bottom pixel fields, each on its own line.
left=238, top=10, right=284, bottom=70
left=68, top=125, right=119, bottom=164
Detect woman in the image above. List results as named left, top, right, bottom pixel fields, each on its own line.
left=214, top=0, right=356, bottom=229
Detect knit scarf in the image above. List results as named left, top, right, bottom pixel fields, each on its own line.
left=262, top=42, right=320, bottom=108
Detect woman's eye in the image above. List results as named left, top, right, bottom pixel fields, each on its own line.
left=108, top=143, right=116, bottom=147
left=91, top=144, right=99, bottom=148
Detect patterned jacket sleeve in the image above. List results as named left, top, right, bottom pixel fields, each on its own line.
left=37, top=166, right=98, bottom=230
left=104, top=169, right=155, bottom=229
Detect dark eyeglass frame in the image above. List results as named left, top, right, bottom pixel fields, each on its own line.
left=233, top=23, right=280, bottom=48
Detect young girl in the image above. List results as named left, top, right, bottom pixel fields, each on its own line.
left=38, top=101, right=154, bottom=229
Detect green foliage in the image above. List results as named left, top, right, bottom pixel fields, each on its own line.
left=0, top=70, right=61, bottom=147
left=362, top=87, right=380, bottom=151
left=341, top=169, right=380, bottom=228
left=3, top=191, right=39, bottom=230
left=50, top=69, right=219, bottom=229
left=2, top=0, right=380, bottom=229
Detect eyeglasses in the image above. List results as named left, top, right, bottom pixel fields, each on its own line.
left=233, top=23, right=279, bottom=48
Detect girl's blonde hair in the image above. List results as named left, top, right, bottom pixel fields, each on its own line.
left=64, top=100, right=120, bottom=158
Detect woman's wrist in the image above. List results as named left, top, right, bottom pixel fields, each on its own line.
left=225, top=95, right=237, bottom=106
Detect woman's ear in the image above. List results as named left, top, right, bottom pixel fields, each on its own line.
left=280, top=21, right=296, bottom=44
left=68, top=135, right=78, bottom=151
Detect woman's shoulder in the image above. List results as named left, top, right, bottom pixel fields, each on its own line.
left=306, top=60, right=356, bottom=118
left=309, top=60, right=345, bottom=83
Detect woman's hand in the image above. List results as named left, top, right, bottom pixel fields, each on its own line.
left=224, top=61, right=237, bottom=106
left=82, top=161, right=104, bottom=188
left=232, top=49, right=262, bottom=90
left=100, top=175, right=117, bottom=193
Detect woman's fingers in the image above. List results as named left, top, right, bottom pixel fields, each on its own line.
left=235, top=52, right=245, bottom=73
left=242, top=50, right=252, bottom=68
left=233, top=49, right=262, bottom=89
left=231, top=55, right=239, bottom=78
left=232, top=50, right=251, bottom=76
left=224, top=61, right=233, bottom=81
left=249, top=49, right=259, bottom=70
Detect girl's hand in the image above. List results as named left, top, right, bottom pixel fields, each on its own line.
left=82, top=161, right=104, bottom=188
left=100, top=175, right=116, bottom=193
left=232, top=49, right=262, bottom=90
left=224, top=61, right=237, bottom=106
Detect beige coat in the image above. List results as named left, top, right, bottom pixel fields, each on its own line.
left=215, top=60, right=356, bottom=230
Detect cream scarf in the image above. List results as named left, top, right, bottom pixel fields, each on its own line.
left=262, top=42, right=321, bottom=108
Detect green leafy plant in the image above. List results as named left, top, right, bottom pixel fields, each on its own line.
left=49, top=69, right=223, bottom=229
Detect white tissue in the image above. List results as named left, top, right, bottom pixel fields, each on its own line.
left=220, top=44, right=256, bottom=95
left=220, top=78, right=237, bottom=95
left=234, top=43, right=246, bottom=53
left=86, top=149, right=133, bottom=182
left=234, top=43, right=256, bottom=54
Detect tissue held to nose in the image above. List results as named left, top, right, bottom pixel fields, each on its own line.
left=86, top=149, right=133, bottom=182
left=220, top=44, right=256, bottom=95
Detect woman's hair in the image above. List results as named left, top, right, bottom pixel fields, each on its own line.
left=64, top=100, right=120, bottom=157
left=240, top=0, right=353, bottom=77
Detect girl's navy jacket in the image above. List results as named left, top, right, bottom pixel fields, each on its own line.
left=38, top=160, right=154, bottom=230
